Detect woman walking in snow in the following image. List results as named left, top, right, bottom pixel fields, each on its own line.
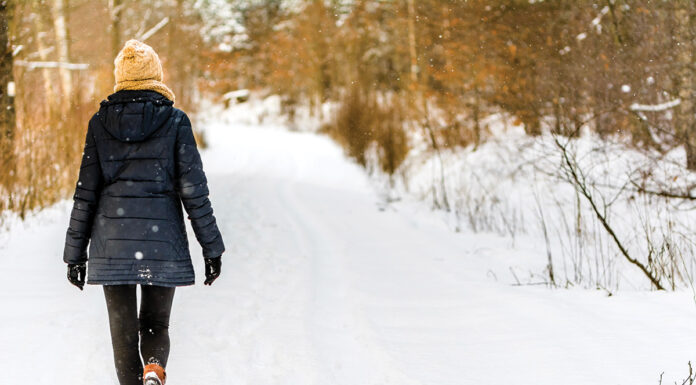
left=63, top=39, right=225, bottom=385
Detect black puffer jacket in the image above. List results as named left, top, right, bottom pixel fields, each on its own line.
left=63, top=90, right=225, bottom=286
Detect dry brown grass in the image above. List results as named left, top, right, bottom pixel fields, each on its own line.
left=324, top=90, right=410, bottom=175
left=0, top=70, right=95, bottom=218
left=374, top=102, right=409, bottom=176
left=325, top=90, right=374, bottom=167
left=0, top=63, right=211, bottom=219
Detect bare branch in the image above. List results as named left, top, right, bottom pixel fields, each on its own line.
left=553, top=135, right=665, bottom=290
left=630, top=98, right=681, bottom=112
left=14, top=60, right=88, bottom=70
left=139, top=17, right=169, bottom=42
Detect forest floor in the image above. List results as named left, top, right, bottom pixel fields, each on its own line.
left=1, top=104, right=696, bottom=385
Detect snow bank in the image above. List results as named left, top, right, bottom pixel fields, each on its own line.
left=393, top=115, right=696, bottom=291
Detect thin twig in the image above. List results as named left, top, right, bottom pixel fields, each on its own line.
left=139, top=17, right=169, bottom=41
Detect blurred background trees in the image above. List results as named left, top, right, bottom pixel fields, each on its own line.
left=2, top=0, right=696, bottom=214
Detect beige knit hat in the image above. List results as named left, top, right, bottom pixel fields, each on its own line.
left=114, top=39, right=175, bottom=102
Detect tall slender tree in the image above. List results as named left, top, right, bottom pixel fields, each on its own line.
left=0, top=0, right=14, bottom=140
left=111, top=0, right=122, bottom=82
left=51, top=0, right=72, bottom=106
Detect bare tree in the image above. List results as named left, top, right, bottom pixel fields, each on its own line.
left=111, top=0, right=122, bottom=78
left=165, top=0, right=182, bottom=103
left=553, top=136, right=665, bottom=290
left=671, top=4, right=696, bottom=170
left=31, top=1, right=57, bottom=118
left=50, top=0, right=72, bottom=105
left=406, top=0, right=417, bottom=84
left=0, top=0, right=14, bottom=140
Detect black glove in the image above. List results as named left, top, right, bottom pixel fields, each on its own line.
left=204, top=257, right=221, bottom=286
left=67, top=263, right=86, bottom=290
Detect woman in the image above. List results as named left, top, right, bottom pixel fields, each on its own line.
left=62, top=39, right=225, bottom=385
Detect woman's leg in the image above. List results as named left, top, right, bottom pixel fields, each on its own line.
left=103, top=284, right=142, bottom=385
left=139, top=285, right=176, bottom=368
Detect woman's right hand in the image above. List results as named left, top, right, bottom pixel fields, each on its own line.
left=204, top=257, right=221, bottom=286
left=67, top=263, right=86, bottom=290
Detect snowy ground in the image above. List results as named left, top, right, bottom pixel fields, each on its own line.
left=2, top=104, right=696, bottom=385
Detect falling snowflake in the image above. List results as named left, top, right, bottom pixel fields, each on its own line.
left=138, top=267, right=153, bottom=280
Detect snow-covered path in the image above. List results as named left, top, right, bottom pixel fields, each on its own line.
left=2, top=110, right=696, bottom=385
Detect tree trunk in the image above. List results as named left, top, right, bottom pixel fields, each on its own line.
left=406, top=0, right=418, bottom=85
left=0, top=0, right=15, bottom=141
left=168, top=0, right=183, bottom=105
left=111, top=0, right=122, bottom=82
left=32, top=3, right=57, bottom=118
left=521, top=109, right=542, bottom=136
left=675, top=6, right=696, bottom=170
left=472, top=85, right=481, bottom=148
left=51, top=0, right=72, bottom=107
left=687, top=130, right=696, bottom=170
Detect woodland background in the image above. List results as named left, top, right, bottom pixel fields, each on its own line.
left=3, top=1, right=696, bottom=290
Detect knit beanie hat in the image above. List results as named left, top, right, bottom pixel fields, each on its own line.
left=114, top=39, right=175, bottom=102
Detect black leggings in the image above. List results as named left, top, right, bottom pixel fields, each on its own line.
left=103, top=285, right=175, bottom=385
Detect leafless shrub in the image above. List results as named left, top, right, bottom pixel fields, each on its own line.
left=659, top=362, right=696, bottom=385
left=374, top=104, right=409, bottom=178
left=323, top=90, right=374, bottom=167
left=324, top=90, right=410, bottom=177
left=553, top=135, right=665, bottom=289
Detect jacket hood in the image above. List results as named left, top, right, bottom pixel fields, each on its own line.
left=99, top=90, right=174, bottom=142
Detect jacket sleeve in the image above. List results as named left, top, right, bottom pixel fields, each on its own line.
left=174, top=112, right=225, bottom=258
left=63, top=118, right=103, bottom=264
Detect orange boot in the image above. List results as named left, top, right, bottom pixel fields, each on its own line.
left=143, top=363, right=166, bottom=385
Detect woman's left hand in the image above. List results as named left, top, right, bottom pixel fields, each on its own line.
left=67, top=263, right=86, bottom=290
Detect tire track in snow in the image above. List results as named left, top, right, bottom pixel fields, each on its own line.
left=276, top=180, right=424, bottom=385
